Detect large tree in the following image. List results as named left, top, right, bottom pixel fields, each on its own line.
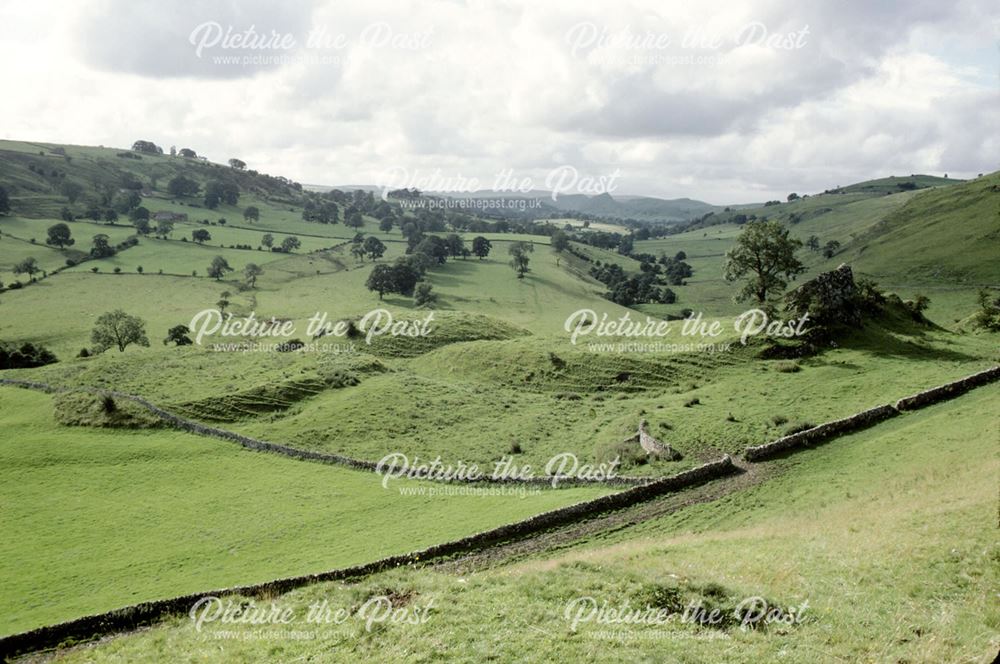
left=91, top=234, right=116, bottom=258
left=508, top=241, right=533, bottom=278
left=363, top=236, right=387, bottom=260
left=13, top=257, right=40, bottom=279
left=723, top=220, right=804, bottom=304
left=207, top=255, right=233, bottom=280
left=365, top=264, right=395, bottom=299
left=243, top=263, right=263, bottom=288
left=46, top=223, right=74, bottom=248
left=167, top=175, right=200, bottom=197
left=191, top=229, right=212, bottom=244
left=243, top=206, right=260, bottom=222
left=472, top=236, right=491, bottom=259
left=550, top=230, right=570, bottom=253
left=91, top=310, right=150, bottom=352
left=280, top=235, right=301, bottom=253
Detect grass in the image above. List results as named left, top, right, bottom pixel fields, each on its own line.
left=0, top=386, right=612, bottom=636
left=1, top=140, right=998, bottom=660
left=45, top=383, right=999, bottom=662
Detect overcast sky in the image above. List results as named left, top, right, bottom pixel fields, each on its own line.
left=1, top=0, right=996, bottom=203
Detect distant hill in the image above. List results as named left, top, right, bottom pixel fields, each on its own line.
left=846, top=172, right=1000, bottom=284
left=0, top=139, right=304, bottom=219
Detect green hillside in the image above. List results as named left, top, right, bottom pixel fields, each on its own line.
left=1, top=140, right=997, bottom=661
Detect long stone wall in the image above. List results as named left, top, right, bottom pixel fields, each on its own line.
left=0, top=455, right=739, bottom=659
left=893, top=365, right=1000, bottom=410
left=0, top=379, right=652, bottom=487
left=744, top=365, right=1000, bottom=462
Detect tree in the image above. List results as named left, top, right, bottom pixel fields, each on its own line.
left=390, top=262, right=420, bottom=296
left=207, top=256, right=233, bottom=280
left=723, top=220, right=804, bottom=304
left=414, top=282, right=437, bottom=307
left=164, top=325, right=193, bottom=346
left=228, top=158, right=246, bottom=170
left=551, top=230, right=570, bottom=253
left=280, top=235, right=301, bottom=253
left=156, top=219, right=174, bottom=237
left=131, top=140, right=162, bottom=154
left=415, top=236, right=449, bottom=264
left=508, top=241, right=533, bottom=278
left=13, top=257, right=40, bottom=279
left=345, top=211, right=364, bottom=229
left=178, top=148, right=197, bottom=158
left=132, top=216, right=151, bottom=236
left=91, top=234, right=115, bottom=258
left=46, top=223, right=74, bottom=248
left=261, top=233, right=274, bottom=249
left=787, top=193, right=800, bottom=201
left=366, top=264, right=395, bottom=299
left=243, top=206, right=260, bottom=222
left=379, top=217, right=394, bottom=232
left=217, top=290, right=231, bottom=313
left=243, top=263, right=263, bottom=288
left=91, top=310, right=150, bottom=352
left=674, top=250, right=687, bottom=261
left=351, top=243, right=367, bottom=262
left=363, top=236, right=386, bottom=260
left=104, top=209, right=119, bottom=223
left=822, top=240, right=841, bottom=259
left=806, top=235, right=820, bottom=252
left=203, top=181, right=239, bottom=209
left=0, top=186, right=10, bottom=214
left=167, top=175, right=199, bottom=197
left=472, top=236, right=492, bottom=259
left=445, top=233, right=466, bottom=258
left=192, top=229, right=212, bottom=244
left=60, top=206, right=74, bottom=222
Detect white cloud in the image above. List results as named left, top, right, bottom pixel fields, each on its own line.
left=0, top=0, right=995, bottom=202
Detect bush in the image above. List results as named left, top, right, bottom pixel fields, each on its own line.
left=77, top=348, right=91, bottom=358
left=508, top=441, right=523, bottom=455
left=0, top=341, right=58, bottom=369
left=684, top=397, right=701, bottom=407
left=771, top=415, right=788, bottom=426
left=774, top=361, right=801, bottom=373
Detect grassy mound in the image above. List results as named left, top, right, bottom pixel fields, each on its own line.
left=411, top=337, right=745, bottom=392
left=53, top=391, right=164, bottom=429
left=362, top=311, right=530, bottom=358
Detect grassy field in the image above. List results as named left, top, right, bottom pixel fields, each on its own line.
left=1, top=140, right=997, bottom=661
left=0, top=387, right=611, bottom=636
left=45, top=383, right=999, bottom=662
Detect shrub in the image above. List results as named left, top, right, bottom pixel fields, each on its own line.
left=684, top=397, right=701, bottom=407
left=508, top=441, right=523, bottom=455
left=774, top=361, right=801, bottom=373
left=0, top=341, right=59, bottom=369
left=771, top=415, right=788, bottom=426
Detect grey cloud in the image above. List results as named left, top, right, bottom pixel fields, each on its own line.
left=76, top=0, right=316, bottom=79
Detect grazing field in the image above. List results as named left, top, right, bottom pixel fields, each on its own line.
left=0, top=387, right=611, bottom=635
left=1, top=138, right=997, bottom=662
left=45, top=384, right=999, bottom=663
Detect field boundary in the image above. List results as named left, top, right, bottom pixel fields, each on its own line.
left=0, top=456, right=739, bottom=658
left=743, top=365, right=1000, bottom=461
left=0, top=378, right=663, bottom=487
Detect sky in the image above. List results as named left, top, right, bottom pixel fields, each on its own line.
left=0, top=0, right=997, bottom=203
